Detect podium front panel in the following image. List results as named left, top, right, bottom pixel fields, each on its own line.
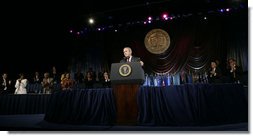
left=110, top=62, right=145, bottom=84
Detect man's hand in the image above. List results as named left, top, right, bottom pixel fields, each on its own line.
left=140, top=61, right=144, bottom=66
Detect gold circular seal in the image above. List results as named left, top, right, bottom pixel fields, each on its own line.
left=119, top=64, right=132, bottom=77
left=144, top=29, right=170, bottom=54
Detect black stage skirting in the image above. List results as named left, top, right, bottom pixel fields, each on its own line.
left=0, top=83, right=248, bottom=126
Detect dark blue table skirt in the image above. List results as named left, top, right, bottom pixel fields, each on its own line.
left=43, top=83, right=247, bottom=126
left=44, top=88, right=116, bottom=125
left=138, top=83, right=248, bottom=126
left=0, top=94, right=50, bottom=115
left=0, top=83, right=247, bottom=126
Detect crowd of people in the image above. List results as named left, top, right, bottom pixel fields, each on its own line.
left=207, top=58, right=243, bottom=84
left=0, top=66, right=112, bottom=95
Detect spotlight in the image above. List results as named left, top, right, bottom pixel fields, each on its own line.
left=148, top=16, right=152, bottom=21
left=88, top=18, right=94, bottom=24
left=163, top=14, right=168, bottom=18
left=162, top=13, right=168, bottom=20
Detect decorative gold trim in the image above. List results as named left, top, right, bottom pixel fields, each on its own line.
left=119, top=64, right=132, bottom=77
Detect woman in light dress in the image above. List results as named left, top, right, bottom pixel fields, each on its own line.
left=14, top=73, right=28, bottom=94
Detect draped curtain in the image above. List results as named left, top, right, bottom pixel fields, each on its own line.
left=68, top=10, right=247, bottom=76
left=131, top=11, right=248, bottom=75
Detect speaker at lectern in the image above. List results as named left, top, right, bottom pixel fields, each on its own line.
left=110, top=62, right=145, bottom=125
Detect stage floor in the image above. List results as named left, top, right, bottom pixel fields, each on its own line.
left=0, top=114, right=248, bottom=131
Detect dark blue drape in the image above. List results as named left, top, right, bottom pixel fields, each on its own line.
left=0, top=94, right=50, bottom=115
left=0, top=83, right=246, bottom=126
left=0, top=84, right=248, bottom=126
left=44, top=88, right=116, bottom=125
left=138, top=83, right=247, bottom=126
left=43, top=83, right=247, bottom=126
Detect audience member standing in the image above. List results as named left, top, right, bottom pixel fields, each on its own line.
left=227, top=58, right=243, bottom=83
left=208, top=61, right=222, bottom=83
left=61, top=73, right=74, bottom=90
left=41, top=72, right=53, bottom=94
left=51, top=66, right=60, bottom=84
left=32, top=71, right=42, bottom=84
left=102, top=71, right=111, bottom=88
left=0, top=73, right=12, bottom=94
left=74, top=70, right=84, bottom=84
left=14, top=73, right=28, bottom=94
left=84, top=71, right=94, bottom=89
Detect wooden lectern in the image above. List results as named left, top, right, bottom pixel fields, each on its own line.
left=110, top=62, right=145, bottom=125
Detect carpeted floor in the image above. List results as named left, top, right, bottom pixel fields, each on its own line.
left=0, top=114, right=248, bottom=131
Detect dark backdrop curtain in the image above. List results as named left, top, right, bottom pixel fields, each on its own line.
left=68, top=9, right=247, bottom=75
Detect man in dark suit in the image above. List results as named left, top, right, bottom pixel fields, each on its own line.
left=227, top=58, right=243, bottom=83
left=207, top=61, right=222, bottom=83
left=120, top=47, right=144, bottom=66
left=0, top=73, right=12, bottom=94
left=101, top=71, right=111, bottom=88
